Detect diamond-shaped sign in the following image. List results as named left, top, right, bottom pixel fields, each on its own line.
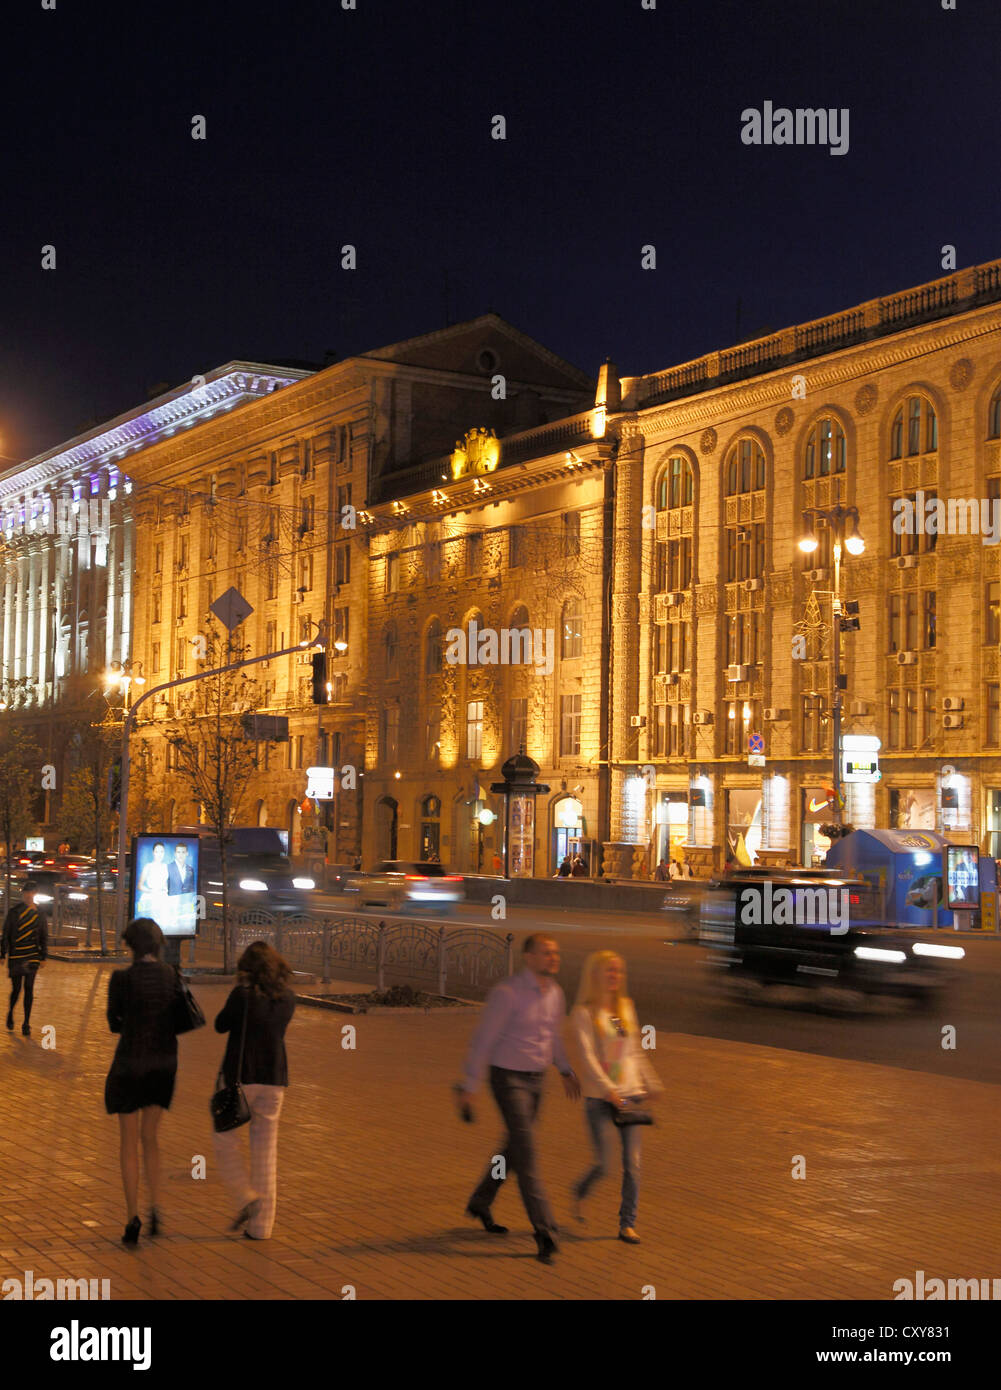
left=210, top=587, right=253, bottom=631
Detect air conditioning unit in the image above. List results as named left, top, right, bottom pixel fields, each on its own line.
left=941, top=697, right=965, bottom=712
left=692, top=710, right=714, bottom=726
left=665, top=591, right=684, bottom=607
left=896, top=555, right=918, bottom=570
left=630, top=714, right=647, bottom=728
left=897, top=651, right=918, bottom=666
left=942, top=713, right=964, bottom=729
left=850, top=700, right=869, bottom=717
left=763, top=707, right=790, bottom=721
left=805, top=568, right=828, bottom=583
left=744, top=578, right=764, bottom=592
left=727, top=663, right=750, bottom=682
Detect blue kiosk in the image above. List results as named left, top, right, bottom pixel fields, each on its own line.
left=824, top=828, right=993, bottom=930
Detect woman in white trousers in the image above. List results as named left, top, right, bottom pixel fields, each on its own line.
left=213, top=942, right=296, bottom=1240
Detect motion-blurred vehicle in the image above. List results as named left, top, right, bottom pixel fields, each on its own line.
left=326, top=863, right=361, bottom=894
left=699, top=868, right=963, bottom=1009
left=358, top=861, right=464, bottom=913
left=183, top=827, right=318, bottom=918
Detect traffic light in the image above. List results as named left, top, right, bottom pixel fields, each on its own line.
left=311, top=651, right=327, bottom=705
left=839, top=600, right=861, bottom=633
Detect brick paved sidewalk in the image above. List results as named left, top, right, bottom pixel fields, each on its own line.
left=0, top=961, right=998, bottom=1301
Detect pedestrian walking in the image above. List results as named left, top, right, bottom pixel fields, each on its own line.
left=2, top=882, right=47, bottom=1036
left=653, top=858, right=671, bottom=882
left=668, top=859, right=683, bottom=880
left=104, top=917, right=186, bottom=1245
left=569, top=951, right=663, bottom=1244
left=213, top=941, right=296, bottom=1241
left=458, top=934, right=581, bottom=1263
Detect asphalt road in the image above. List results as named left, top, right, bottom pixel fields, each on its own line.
left=315, top=891, right=1001, bottom=1086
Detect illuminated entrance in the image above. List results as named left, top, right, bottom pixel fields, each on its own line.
left=552, top=796, right=583, bottom=871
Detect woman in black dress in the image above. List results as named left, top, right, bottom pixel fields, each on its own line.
left=105, top=918, right=184, bottom=1245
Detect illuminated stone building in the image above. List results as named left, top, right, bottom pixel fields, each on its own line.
left=370, top=259, right=1001, bottom=878
left=119, top=317, right=591, bottom=864
left=617, top=257, right=1001, bottom=873
left=0, top=363, right=308, bottom=822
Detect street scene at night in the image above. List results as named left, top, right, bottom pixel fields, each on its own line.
left=2, top=0, right=1001, bottom=1365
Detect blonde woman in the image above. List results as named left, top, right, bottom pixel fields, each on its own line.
left=570, top=951, right=663, bottom=1244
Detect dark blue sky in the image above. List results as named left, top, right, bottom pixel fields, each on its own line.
left=2, top=0, right=999, bottom=460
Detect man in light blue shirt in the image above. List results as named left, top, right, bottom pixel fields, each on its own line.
left=459, top=934, right=580, bottom=1263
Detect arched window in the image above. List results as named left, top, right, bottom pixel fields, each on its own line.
left=656, top=455, right=693, bottom=510
left=803, top=418, right=846, bottom=479
left=511, top=604, right=529, bottom=631
left=725, top=439, right=765, bottom=496
left=561, top=598, right=583, bottom=659
left=425, top=618, right=442, bottom=675
left=988, top=386, right=1001, bottom=441
left=890, top=395, right=937, bottom=459
left=384, top=621, right=399, bottom=678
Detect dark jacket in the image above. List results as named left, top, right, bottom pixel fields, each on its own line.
left=215, top=983, right=295, bottom=1087
left=1, top=902, right=48, bottom=966
left=107, top=961, right=182, bottom=1069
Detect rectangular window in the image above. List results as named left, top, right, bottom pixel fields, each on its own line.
left=298, top=616, right=311, bottom=644
left=154, top=544, right=163, bottom=574
left=337, top=483, right=352, bottom=526
left=176, top=638, right=187, bottom=675
left=385, top=553, right=399, bottom=593
left=300, top=496, right=314, bottom=534
left=265, top=620, right=277, bottom=660
left=922, top=687, right=935, bottom=745
left=905, top=688, right=918, bottom=748
left=654, top=544, right=667, bottom=592
left=888, top=594, right=901, bottom=653
left=988, top=582, right=1001, bottom=644
left=669, top=705, right=686, bottom=758
left=509, top=697, right=527, bottom=755
left=425, top=710, right=441, bottom=762
left=653, top=625, right=667, bottom=674
left=335, top=545, right=350, bottom=586
left=266, top=562, right=278, bottom=600
left=561, top=512, right=580, bottom=557
left=178, top=536, right=189, bottom=570
left=177, top=587, right=187, bottom=619
left=560, top=694, right=581, bottom=757
left=467, top=533, right=482, bottom=576
left=888, top=690, right=900, bottom=750
left=298, top=553, right=313, bottom=592
left=381, top=707, right=400, bottom=762
left=653, top=705, right=667, bottom=757
left=152, top=590, right=161, bottom=624
left=904, top=592, right=919, bottom=651
left=426, top=540, right=442, bottom=582
left=725, top=530, right=737, bottom=584
left=989, top=685, right=1001, bottom=747
left=152, top=641, right=161, bottom=674
left=667, top=622, right=688, bottom=672
left=466, top=700, right=483, bottom=760
left=923, top=590, right=936, bottom=649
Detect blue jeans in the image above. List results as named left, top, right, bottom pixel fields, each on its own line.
left=575, top=1098, right=642, bottom=1228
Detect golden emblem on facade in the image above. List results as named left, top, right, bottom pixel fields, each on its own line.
left=450, top=427, right=500, bottom=480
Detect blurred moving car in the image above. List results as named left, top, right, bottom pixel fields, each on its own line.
left=326, top=863, right=361, bottom=894
left=206, top=859, right=318, bottom=917
left=358, top=861, right=464, bottom=913
left=699, top=867, right=963, bottom=1008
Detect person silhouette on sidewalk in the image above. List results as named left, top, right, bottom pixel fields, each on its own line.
left=457, top=934, right=581, bottom=1263
left=2, top=883, right=47, bottom=1036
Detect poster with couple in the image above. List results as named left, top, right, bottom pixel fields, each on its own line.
left=131, top=835, right=201, bottom=936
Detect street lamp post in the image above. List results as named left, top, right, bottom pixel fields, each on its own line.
left=798, top=486, right=865, bottom=830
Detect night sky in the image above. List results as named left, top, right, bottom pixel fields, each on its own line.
left=2, top=0, right=999, bottom=461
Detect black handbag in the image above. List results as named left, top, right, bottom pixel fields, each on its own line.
left=210, top=988, right=251, bottom=1133
left=613, top=1103, right=654, bottom=1128
left=173, top=967, right=206, bottom=1034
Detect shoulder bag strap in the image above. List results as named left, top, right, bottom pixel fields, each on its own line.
left=235, top=986, right=250, bottom=1083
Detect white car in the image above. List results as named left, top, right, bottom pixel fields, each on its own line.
left=359, top=861, right=464, bottom=912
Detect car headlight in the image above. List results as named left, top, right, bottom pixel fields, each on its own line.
left=68, top=892, right=88, bottom=901
left=854, top=946, right=906, bottom=963
left=238, top=879, right=268, bottom=892
left=34, top=894, right=53, bottom=904
left=292, top=877, right=315, bottom=890
left=912, top=942, right=965, bottom=959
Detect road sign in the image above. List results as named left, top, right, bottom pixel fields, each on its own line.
left=210, top=586, right=253, bottom=631
left=748, top=733, right=764, bottom=755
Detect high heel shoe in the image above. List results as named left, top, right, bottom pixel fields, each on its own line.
left=122, top=1217, right=141, bottom=1245
left=149, top=1209, right=160, bottom=1237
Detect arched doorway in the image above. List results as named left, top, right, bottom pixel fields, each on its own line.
left=552, top=796, right=584, bottom=873
left=375, top=796, right=398, bottom=861
left=256, top=799, right=268, bottom=827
